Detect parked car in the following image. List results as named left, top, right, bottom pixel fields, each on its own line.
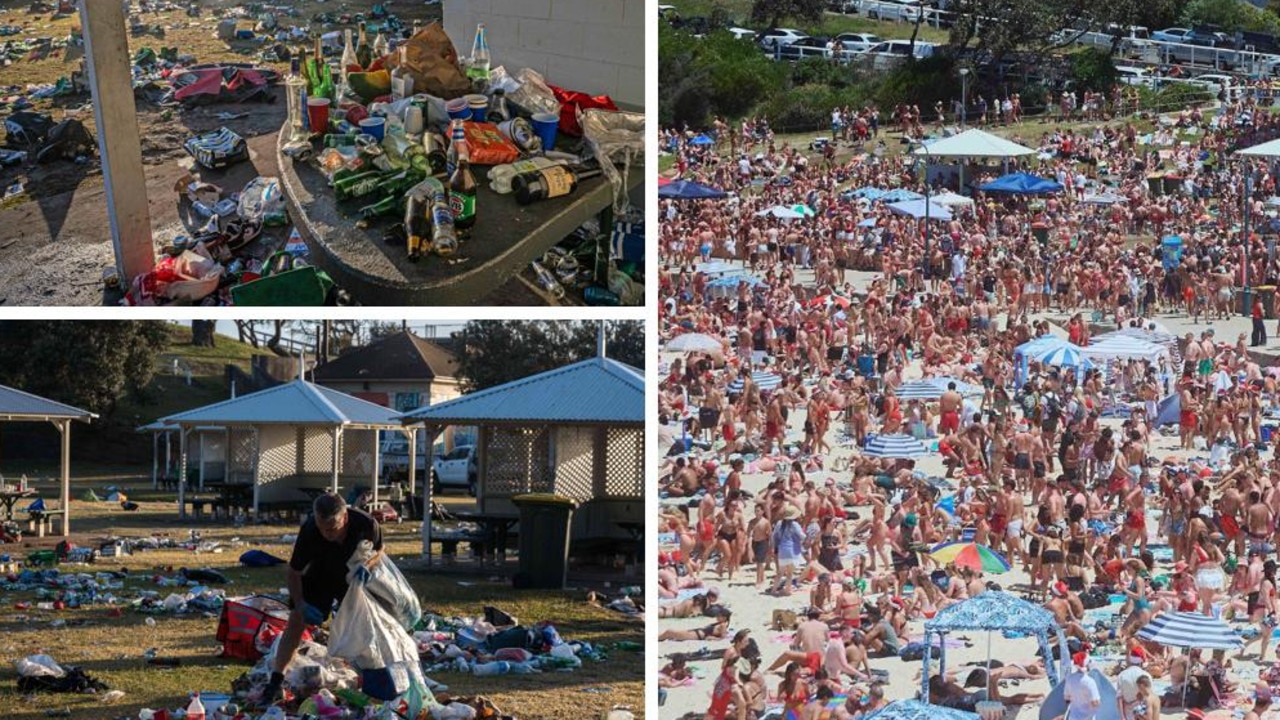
left=1191, top=73, right=1246, bottom=100
left=756, top=28, right=808, bottom=49
left=778, top=36, right=835, bottom=60
left=861, top=0, right=923, bottom=22
left=828, top=0, right=860, bottom=12
left=727, top=27, right=756, bottom=41
left=1114, top=65, right=1156, bottom=88
left=1055, top=25, right=1151, bottom=56
left=431, top=444, right=477, bottom=496
left=1152, top=27, right=1195, bottom=44
left=834, top=31, right=881, bottom=54
left=857, top=39, right=937, bottom=69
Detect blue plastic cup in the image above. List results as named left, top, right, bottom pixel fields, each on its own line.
left=531, top=112, right=558, bottom=152
left=446, top=98, right=472, bottom=121
left=358, top=117, right=385, bottom=142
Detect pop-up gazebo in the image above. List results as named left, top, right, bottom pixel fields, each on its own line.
left=921, top=592, right=1068, bottom=702
left=0, top=385, right=96, bottom=536
left=401, top=353, right=644, bottom=561
left=158, top=379, right=403, bottom=518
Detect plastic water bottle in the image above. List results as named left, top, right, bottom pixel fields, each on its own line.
left=186, top=692, right=206, bottom=720
left=472, top=660, right=509, bottom=676
left=507, top=662, right=536, bottom=674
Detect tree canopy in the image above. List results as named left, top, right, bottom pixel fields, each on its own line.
left=455, top=321, right=644, bottom=392
left=0, top=321, right=170, bottom=417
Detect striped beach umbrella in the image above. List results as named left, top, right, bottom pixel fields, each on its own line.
left=929, top=541, right=1012, bottom=573
left=862, top=434, right=929, bottom=459
left=1036, top=343, right=1094, bottom=370
left=727, top=371, right=782, bottom=393
left=1136, top=611, right=1241, bottom=650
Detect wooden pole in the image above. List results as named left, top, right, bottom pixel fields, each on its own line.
left=60, top=420, right=70, bottom=537
left=79, top=0, right=154, bottom=282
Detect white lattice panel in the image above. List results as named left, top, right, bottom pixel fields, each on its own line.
left=605, top=427, right=643, bottom=498
left=553, top=427, right=596, bottom=501
left=301, top=428, right=334, bottom=472
left=229, top=429, right=256, bottom=474
left=342, top=430, right=376, bottom=476
left=484, top=427, right=551, bottom=497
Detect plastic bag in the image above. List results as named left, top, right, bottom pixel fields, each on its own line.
left=16, top=654, right=65, bottom=678
left=348, top=539, right=421, bottom=632
left=506, top=68, right=559, bottom=117
left=382, top=22, right=470, bottom=100
left=160, top=248, right=222, bottom=302
left=461, top=122, right=519, bottom=166
left=328, top=565, right=419, bottom=675
left=607, top=266, right=642, bottom=306
left=580, top=108, right=643, bottom=214
left=238, top=176, right=287, bottom=227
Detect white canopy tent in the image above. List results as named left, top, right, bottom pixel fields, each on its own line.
left=913, top=129, right=1036, bottom=191
left=1237, top=137, right=1280, bottom=157
left=912, top=129, right=1036, bottom=158
left=930, top=191, right=976, bottom=208
left=0, top=385, right=96, bottom=537
left=158, top=379, right=404, bottom=519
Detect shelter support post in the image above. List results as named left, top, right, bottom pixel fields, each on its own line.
left=330, top=427, right=341, bottom=493
left=371, top=429, right=380, bottom=508
left=252, top=427, right=261, bottom=515
left=414, top=425, right=441, bottom=560
left=151, top=431, right=158, bottom=490
left=79, top=0, right=153, bottom=284
left=198, top=431, right=205, bottom=491
left=178, top=427, right=189, bottom=519
left=938, top=630, right=946, bottom=681
left=57, top=420, right=70, bottom=537
left=921, top=632, right=932, bottom=703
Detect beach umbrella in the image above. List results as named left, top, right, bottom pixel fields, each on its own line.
left=863, top=434, right=929, bottom=459
left=887, top=198, right=953, bottom=221
left=863, top=700, right=981, bottom=720
left=790, top=204, right=816, bottom=217
left=894, top=381, right=948, bottom=400
left=659, top=179, right=728, bottom=199
left=727, top=371, right=782, bottom=393
left=881, top=188, right=924, bottom=202
left=1136, top=611, right=1241, bottom=650
left=929, top=541, right=1012, bottom=574
left=1081, top=192, right=1126, bottom=205
left=930, top=191, right=975, bottom=208
left=1036, top=343, right=1095, bottom=370
left=689, top=134, right=715, bottom=145
left=756, top=205, right=805, bottom=219
left=665, top=333, right=723, bottom=355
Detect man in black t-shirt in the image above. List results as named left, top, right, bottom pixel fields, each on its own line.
left=261, top=493, right=382, bottom=706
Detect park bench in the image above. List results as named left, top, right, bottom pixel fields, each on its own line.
left=433, top=527, right=488, bottom=561
left=28, top=506, right=65, bottom=538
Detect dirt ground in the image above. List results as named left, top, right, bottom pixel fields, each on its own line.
left=0, top=0, right=551, bottom=305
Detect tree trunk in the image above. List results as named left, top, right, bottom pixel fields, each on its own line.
left=235, top=320, right=259, bottom=348
left=908, top=8, right=924, bottom=59
left=191, top=320, right=216, bottom=348
left=266, top=320, right=289, bottom=357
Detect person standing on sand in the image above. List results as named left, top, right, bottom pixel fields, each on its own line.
left=771, top=505, right=806, bottom=596
left=1061, top=651, right=1101, bottom=720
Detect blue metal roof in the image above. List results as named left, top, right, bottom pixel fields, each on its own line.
left=0, top=384, right=95, bottom=421
left=159, top=379, right=401, bottom=428
left=401, top=357, right=644, bottom=425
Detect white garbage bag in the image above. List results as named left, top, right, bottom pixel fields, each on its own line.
left=328, top=571, right=418, bottom=674
left=17, top=654, right=65, bottom=678
left=347, top=540, right=422, bottom=632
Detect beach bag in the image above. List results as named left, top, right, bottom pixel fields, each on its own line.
left=771, top=609, right=797, bottom=631
left=216, top=595, right=291, bottom=661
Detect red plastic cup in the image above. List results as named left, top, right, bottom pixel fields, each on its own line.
left=306, top=97, right=331, bottom=134
left=344, top=103, right=369, bottom=127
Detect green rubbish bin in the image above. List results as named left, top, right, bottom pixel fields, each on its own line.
left=511, top=494, right=579, bottom=589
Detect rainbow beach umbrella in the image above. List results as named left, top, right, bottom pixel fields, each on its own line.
left=928, top=541, right=1011, bottom=573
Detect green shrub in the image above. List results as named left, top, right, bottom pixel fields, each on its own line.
left=1070, top=48, right=1117, bottom=93
left=869, top=55, right=957, bottom=109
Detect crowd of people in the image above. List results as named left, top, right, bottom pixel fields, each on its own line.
left=658, top=84, right=1280, bottom=720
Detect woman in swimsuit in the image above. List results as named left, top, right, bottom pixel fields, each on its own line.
left=715, top=500, right=747, bottom=581
left=777, top=662, right=810, bottom=720
left=1190, top=531, right=1227, bottom=615
left=658, top=610, right=732, bottom=641
left=816, top=515, right=845, bottom=573
left=1240, top=559, right=1278, bottom=662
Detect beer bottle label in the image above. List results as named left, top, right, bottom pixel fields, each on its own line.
left=539, top=167, right=573, bottom=198
left=450, top=191, right=476, bottom=223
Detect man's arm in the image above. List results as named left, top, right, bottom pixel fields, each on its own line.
left=286, top=565, right=306, bottom=612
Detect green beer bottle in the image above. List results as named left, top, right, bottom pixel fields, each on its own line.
left=333, top=170, right=384, bottom=201
left=359, top=193, right=399, bottom=219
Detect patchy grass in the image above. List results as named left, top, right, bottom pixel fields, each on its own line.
left=0, top=472, right=643, bottom=720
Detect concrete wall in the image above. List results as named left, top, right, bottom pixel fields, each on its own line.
left=443, top=0, right=644, bottom=108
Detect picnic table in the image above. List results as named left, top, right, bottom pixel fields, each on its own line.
left=449, top=511, right=519, bottom=564
left=0, top=488, right=35, bottom=522
left=276, top=128, right=642, bottom=305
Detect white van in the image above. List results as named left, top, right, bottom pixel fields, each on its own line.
left=860, top=0, right=923, bottom=22
left=859, top=39, right=937, bottom=70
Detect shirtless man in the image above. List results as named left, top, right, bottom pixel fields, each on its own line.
left=1246, top=490, right=1274, bottom=555
left=766, top=608, right=831, bottom=672
left=940, top=383, right=963, bottom=436
left=1179, top=379, right=1199, bottom=451
left=765, top=393, right=786, bottom=455
left=1013, top=424, right=1036, bottom=492
left=1221, top=480, right=1246, bottom=559
left=996, top=478, right=1027, bottom=567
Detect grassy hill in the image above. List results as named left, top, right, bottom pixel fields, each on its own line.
left=3, top=324, right=264, bottom=469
